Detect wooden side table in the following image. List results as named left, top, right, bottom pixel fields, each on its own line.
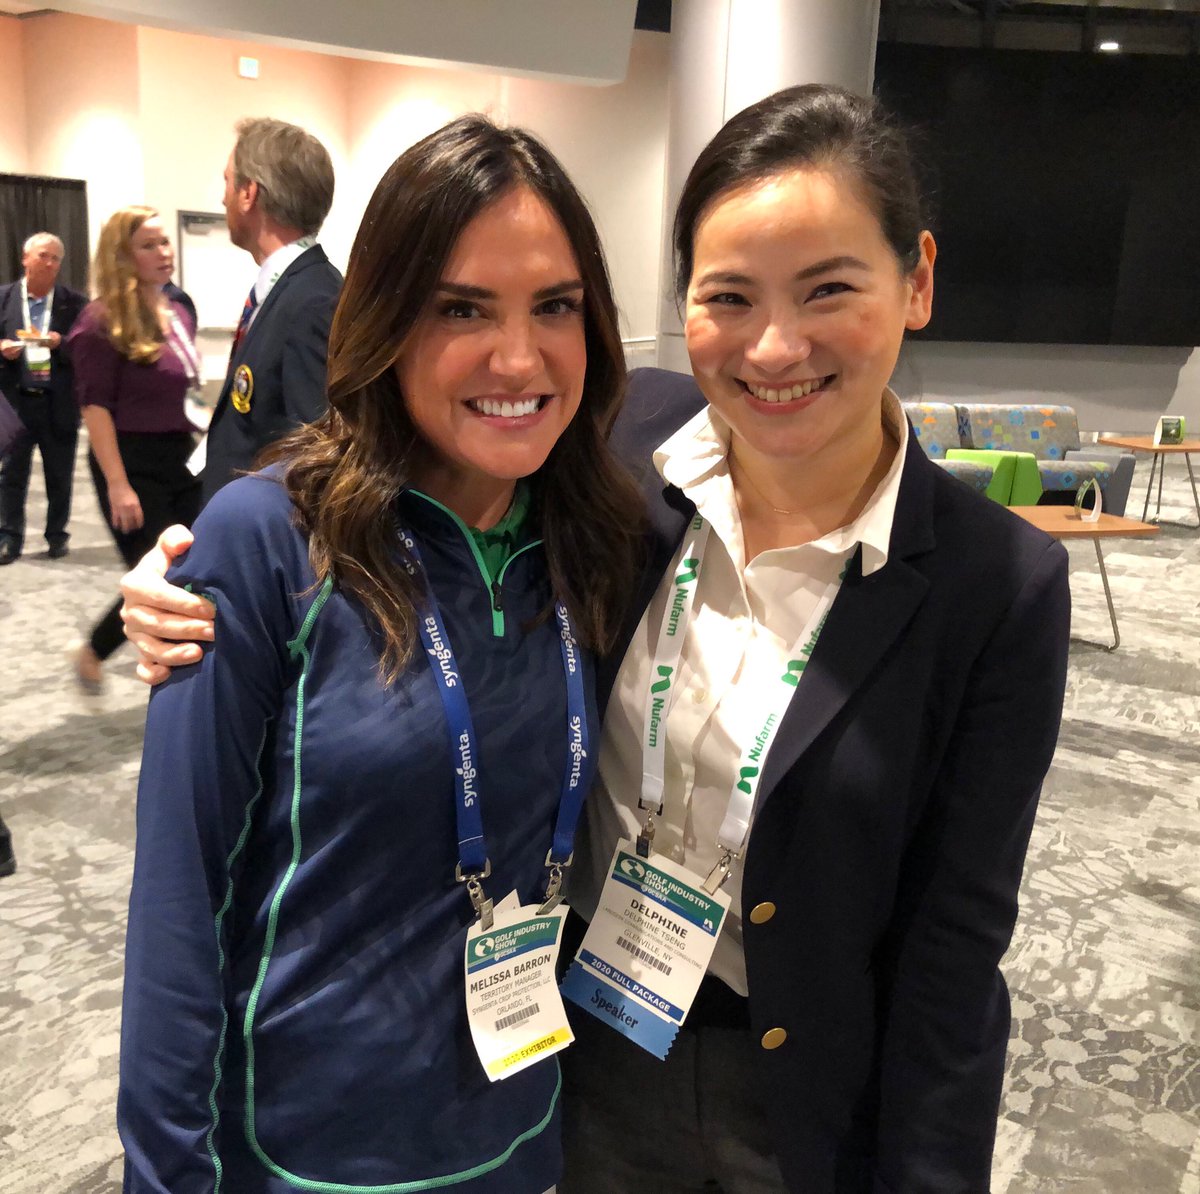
left=1099, top=434, right=1200, bottom=529
left=1012, top=507, right=1158, bottom=650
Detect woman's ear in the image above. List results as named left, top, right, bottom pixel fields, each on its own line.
left=905, top=230, right=936, bottom=332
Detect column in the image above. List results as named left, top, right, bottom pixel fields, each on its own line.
left=657, top=0, right=882, bottom=371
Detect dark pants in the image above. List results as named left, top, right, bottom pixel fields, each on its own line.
left=560, top=978, right=787, bottom=1194
left=88, top=432, right=200, bottom=660
left=0, top=390, right=77, bottom=551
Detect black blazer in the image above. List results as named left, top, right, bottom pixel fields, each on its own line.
left=0, top=279, right=87, bottom=437
left=203, top=244, right=341, bottom=503
left=601, top=369, right=1071, bottom=1193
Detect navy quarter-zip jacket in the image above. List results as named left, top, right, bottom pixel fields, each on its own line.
left=120, top=471, right=595, bottom=1193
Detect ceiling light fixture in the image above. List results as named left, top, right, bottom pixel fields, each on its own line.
left=1098, top=41, right=1120, bottom=53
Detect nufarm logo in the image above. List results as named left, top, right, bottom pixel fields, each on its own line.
left=647, top=666, right=673, bottom=748
left=665, top=559, right=700, bottom=638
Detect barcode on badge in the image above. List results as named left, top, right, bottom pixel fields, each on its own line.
left=495, top=1003, right=540, bottom=1032
left=616, top=935, right=672, bottom=975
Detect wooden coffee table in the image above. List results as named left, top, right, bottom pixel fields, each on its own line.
left=1099, top=434, right=1200, bottom=529
left=1012, top=507, right=1158, bottom=651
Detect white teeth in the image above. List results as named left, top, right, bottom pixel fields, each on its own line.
left=472, top=397, right=542, bottom=418
left=745, top=377, right=829, bottom=403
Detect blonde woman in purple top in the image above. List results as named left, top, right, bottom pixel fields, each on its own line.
left=68, top=206, right=202, bottom=693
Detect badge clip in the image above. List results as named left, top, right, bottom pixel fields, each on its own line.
left=702, top=848, right=736, bottom=896
left=457, top=859, right=494, bottom=931
left=635, top=808, right=660, bottom=859
left=538, top=849, right=573, bottom=915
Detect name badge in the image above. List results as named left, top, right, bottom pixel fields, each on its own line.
left=560, top=843, right=730, bottom=1059
left=186, top=434, right=207, bottom=477
left=25, top=345, right=51, bottom=374
left=464, top=901, right=572, bottom=1082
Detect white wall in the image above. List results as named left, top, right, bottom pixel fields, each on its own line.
left=136, top=26, right=356, bottom=256
left=7, top=13, right=669, bottom=382
left=22, top=13, right=144, bottom=251
left=895, top=342, right=1200, bottom=433
left=344, top=31, right=670, bottom=360
left=345, top=58, right=500, bottom=251
left=55, top=0, right=640, bottom=85
left=0, top=17, right=28, bottom=172
left=503, top=30, right=670, bottom=362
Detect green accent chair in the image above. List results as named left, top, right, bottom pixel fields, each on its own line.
left=903, top=402, right=994, bottom=497
left=946, top=449, right=1043, bottom=506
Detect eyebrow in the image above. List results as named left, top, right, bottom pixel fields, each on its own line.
left=693, top=256, right=871, bottom=289
left=436, top=279, right=585, bottom=302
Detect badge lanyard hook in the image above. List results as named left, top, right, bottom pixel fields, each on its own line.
left=456, top=859, right=495, bottom=931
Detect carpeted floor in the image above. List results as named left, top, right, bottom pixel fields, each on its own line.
left=1, top=436, right=1197, bottom=1193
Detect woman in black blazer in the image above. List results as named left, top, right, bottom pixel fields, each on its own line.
left=558, top=86, right=1069, bottom=1194
left=119, top=87, right=1069, bottom=1194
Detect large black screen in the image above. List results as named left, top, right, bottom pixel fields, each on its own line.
left=873, top=44, right=1200, bottom=346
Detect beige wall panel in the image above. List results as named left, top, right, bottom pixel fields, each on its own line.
left=0, top=17, right=28, bottom=173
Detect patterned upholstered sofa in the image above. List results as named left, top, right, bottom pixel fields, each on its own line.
left=903, top=401, right=1136, bottom=514
left=955, top=404, right=1117, bottom=499
left=904, top=402, right=994, bottom=496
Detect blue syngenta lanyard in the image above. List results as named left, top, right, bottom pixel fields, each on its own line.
left=399, top=527, right=591, bottom=930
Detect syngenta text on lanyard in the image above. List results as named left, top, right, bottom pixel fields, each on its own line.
left=400, top=526, right=590, bottom=1081
left=562, top=512, right=842, bottom=1058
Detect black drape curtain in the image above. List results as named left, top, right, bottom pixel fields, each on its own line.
left=0, top=174, right=89, bottom=293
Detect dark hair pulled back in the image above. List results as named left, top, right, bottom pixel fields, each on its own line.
left=673, top=84, right=926, bottom=301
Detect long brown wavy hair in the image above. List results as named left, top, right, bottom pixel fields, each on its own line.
left=92, top=205, right=165, bottom=364
left=272, top=116, right=644, bottom=683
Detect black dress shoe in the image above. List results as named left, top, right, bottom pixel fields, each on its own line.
left=0, top=540, right=19, bottom=565
left=47, top=542, right=69, bottom=560
left=0, top=834, right=15, bottom=878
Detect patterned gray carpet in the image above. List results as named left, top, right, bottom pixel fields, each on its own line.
left=1, top=438, right=1197, bottom=1193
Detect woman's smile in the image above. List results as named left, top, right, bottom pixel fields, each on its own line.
left=465, top=392, right=554, bottom=422
left=738, top=373, right=838, bottom=408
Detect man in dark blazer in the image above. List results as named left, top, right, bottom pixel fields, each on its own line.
left=0, top=232, right=87, bottom=563
left=201, top=117, right=341, bottom=505
left=563, top=367, right=1071, bottom=1194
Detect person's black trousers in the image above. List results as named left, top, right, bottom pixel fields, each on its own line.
left=560, top=974, right=787, bottom=1193
left=0, top=390, right=77, bottom=552
left=87, top=432, right=201, bottom=660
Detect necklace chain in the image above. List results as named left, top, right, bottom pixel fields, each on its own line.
left=729, top=453, right=805, bottom=517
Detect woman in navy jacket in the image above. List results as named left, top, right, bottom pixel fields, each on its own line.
left=118, top=117, right=642, bottom=1193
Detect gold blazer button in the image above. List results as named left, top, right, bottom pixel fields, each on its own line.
left=749, top=901, right=776, bottom=924
left=761, top=1027, right=788, bottom=1050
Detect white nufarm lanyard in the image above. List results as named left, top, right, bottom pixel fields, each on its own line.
left=637, top=511, right=842, bottom=892
left=20, top=278, right=53, bottom=333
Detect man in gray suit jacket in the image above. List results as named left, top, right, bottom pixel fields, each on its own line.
left=200, top=117, right=341, bottom=505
